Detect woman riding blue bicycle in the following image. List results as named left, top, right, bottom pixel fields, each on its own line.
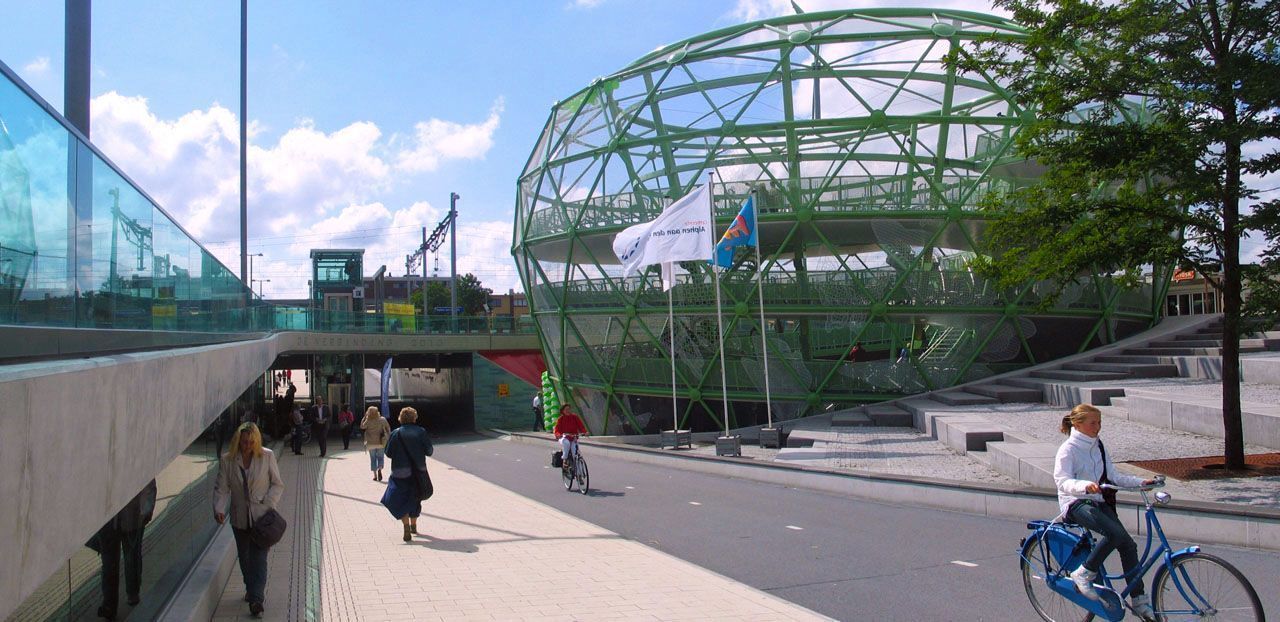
left=1055, top=404, right=1157, bottom=621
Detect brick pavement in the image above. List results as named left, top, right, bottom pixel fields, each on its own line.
left=214, top=445, right=829, bottom=621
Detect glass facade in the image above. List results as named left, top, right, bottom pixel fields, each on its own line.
left=512, top=9, right=1164, bottom=434
left=0, top=62, right=255, bottom=333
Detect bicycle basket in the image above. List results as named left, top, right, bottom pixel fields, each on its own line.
left=1044, top=524, right=1092, bottom=571
left=551, top=451, right=563, bottom=468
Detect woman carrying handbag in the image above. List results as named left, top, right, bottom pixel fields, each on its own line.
left=213, top=423, right=285, bottom=617
left=379, top=407, right=434, bottom=542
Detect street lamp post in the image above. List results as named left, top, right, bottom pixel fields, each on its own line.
left=249, top=252, right=263, bottom=293
left=449, top=192, right=458, bottom=331
left=255, top=279, right=270, bottom=298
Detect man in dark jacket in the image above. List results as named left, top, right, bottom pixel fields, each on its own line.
left=312, top=397, right=331, bottom=457
left=94, top=479, right=157, bottom=620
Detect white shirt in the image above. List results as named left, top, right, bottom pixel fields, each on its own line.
left=1053, top=429, right=1145, bottom=519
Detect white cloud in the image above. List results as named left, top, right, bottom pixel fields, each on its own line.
left=22, top=56, right=50, bottom=76
left=568, top=0, right=604, bottom=8
left=88, top=93, right=522, bottom=299
left=395, top=98, right=504, bottom=173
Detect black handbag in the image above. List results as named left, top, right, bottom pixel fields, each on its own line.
left=551, top=451, right=563, bottom=468
left=241, top=466, right=287, bottom=548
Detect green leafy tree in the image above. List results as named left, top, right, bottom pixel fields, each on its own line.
left=409, top=273, right=493, bottom=315
left=955, top=0, right=1279, bottom=469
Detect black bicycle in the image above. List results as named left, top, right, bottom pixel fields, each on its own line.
left=561, top=438, right=589, bottom=495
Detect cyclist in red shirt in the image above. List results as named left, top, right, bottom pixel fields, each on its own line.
left=553, top=405, right=588, bottom=471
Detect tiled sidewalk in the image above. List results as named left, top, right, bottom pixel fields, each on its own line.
left=215, top=445, right=829, bottom=621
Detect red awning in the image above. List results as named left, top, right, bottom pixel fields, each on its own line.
left=478, top=350, right=546, bottom=387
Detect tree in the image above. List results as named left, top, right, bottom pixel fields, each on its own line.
left=955, top=0, right=1280, bottom=469
left=409, top=273, right=493, bottom=315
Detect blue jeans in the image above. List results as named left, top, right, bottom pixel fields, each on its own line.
left=369, top=448, right=385, bottom=471
left=1069, top=501, right=1144, bottom=597
left=231, top=527, right=270, bottom=605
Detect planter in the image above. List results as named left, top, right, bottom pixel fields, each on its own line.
left=759, top=427, right=782, bottom=449
left=715, top=435, right=742, bottom=457
left=660, top=429, right=692, bottom=450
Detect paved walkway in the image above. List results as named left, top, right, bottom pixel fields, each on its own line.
left=213, top=445, right=828, bottom=621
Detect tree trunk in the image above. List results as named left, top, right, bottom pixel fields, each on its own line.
left=1221, top=132, right=1245, bottom=470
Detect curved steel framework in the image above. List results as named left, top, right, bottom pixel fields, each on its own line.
left=513, top=9, right=1162, bottom=434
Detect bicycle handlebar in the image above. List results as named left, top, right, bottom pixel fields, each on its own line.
left=1100, top=475, right=1165, bottom=492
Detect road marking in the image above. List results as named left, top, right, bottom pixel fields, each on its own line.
left=625, top=486, right=635, bottom=490
left=688, top=501, right=702, bottom=506
left=785, top=525, right=804, bottom=531
left=951, top=560, right=978, bottom=568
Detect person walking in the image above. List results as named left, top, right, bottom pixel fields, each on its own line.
left=92, top=479, right=157, bottom=620
left=337, top=403, right=355, bottom=450
left=361, top=406, right=391, bottom=481
left=380, top=407, right=433, bottom=542
left=290, top=405, right=305, bottom=455
left=312, top=397, right=331, bottom=457
left=213, top=423, right=284, bottom=618
left=532, top=393, right=543, bottom=432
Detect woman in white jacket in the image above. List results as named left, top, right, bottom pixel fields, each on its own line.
left=1054, top=404, right=1155, bottom=620
left=214, top=422, right=285, bottom=617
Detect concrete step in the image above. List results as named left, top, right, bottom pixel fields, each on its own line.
left=1150, top=338, right=1225, bottom=348
left=864, top=404, right=913, bottom=427
left=967, top=449, right=993, bottom=467
left=932, top=391, right=999, bottom=406
left=1030, top=369, right=1129, bottom=382
left=1109, top=396, right=1128, bottom=409
left=934, top=416, right=1006, bottom=453
left=1062, top=362, right=1179, bottom=378
left=1124, top=392, right=1280, bottom=449
left=1004, top=377, right=1128, bottom=407
left=831, top=412, right=874, bottom=427
left=1125, top=346, right=1225, bottom=356
left=988, top=441, right=1057, bottom=489
left=1095, top=355, right=1176, bottom=364
left=966, top=383, right=1044, bottom=403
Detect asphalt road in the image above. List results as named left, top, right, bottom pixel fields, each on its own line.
left=431, top=435, right=1279, bottom=621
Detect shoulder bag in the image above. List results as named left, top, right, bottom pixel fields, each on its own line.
left=394, top=431, right=434, bottom=501
left=241, top=464, right=287, bottom=548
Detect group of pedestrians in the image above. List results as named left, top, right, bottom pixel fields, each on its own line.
left=289, top=398, right=356, bottom=457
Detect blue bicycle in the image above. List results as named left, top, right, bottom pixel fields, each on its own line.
left=1019, top=477, right=1263, bottom=621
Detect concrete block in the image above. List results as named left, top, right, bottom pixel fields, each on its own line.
left=864, top=404, right=913, bottom=426
left=0, top=380, right=30, bottom=611
left=1171, top=401, right=1226, bottom=437
left=989, top=441, right=1057, bottom=485
left=1241, top=356, right=1280, bottom=385
left=1126, top=394, right=1174, bottom=429
left=932, top=391, right=998, bottom=406
left=937, top=419, right=1005, bottom=453
left=831, top=412, right=874, bottom=427
left=1018, top=456, right=1057, bottom=490
left=1242, top=408, right=1280, bottom=449
left=1151, top=508, right=1250, bottom=550
left=1031, top=369, right=1129, bottom=382
left=967, top=383, right=1043, bottom=403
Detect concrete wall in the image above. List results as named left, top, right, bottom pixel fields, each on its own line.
left=0, top=339, right=275, bottom=619
left=0, top=329, right=538, bottom=618
left=472, top=354, right=539, bottom=432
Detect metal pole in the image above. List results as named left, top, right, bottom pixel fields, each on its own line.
left=239, top=0, right=248, bottom=297
left=709, top=173, right=730, bottom=436
left=668, top=274, right=678, bottom=432
left=421, top=226, right=428, bottom=331
left=64, top=0, right=91, bottom=137
left=752, top=189, right=773, bottom=428
left=449, top=192, right=459, bottom=331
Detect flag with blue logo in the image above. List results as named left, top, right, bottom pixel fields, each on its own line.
left=711, top=196, right=756, bottom=269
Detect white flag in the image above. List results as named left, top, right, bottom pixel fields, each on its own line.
left=611, top=184, right=714, bottom=277
left=660, top=261, right=688, bottom=291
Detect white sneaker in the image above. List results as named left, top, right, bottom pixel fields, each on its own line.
left=1069, top=566, right=1099, bottom=600
left=1130, top=594, right=1156, bottom=621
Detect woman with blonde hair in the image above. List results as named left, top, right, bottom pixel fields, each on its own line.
left=1054, top=404, right=1156, bottom=620
left=361, top=406, right=391, bottom=481
left=213, top=422, right=284, bottom=617
left=380, top=407, right=434, bottom=542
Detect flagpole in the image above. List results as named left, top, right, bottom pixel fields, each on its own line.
left=667, top=265, right=679, bottom=433
left=752, top=188, right=773, bottom=429
left=709, top=173, right=730, bottom=437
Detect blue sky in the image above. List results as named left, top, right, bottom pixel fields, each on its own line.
left=12, top=0, right=1266, bottom=298
left=5, top=0, right=829, bottom=297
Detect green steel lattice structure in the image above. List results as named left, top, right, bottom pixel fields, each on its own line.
left=512, top=9, right=1165, bottom=435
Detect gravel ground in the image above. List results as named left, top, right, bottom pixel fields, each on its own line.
left=688, top=427, right=1024, bottom=486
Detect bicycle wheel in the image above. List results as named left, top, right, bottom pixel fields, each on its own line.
left=562, top=458, right=574, bottom=491
left=1152, top=552, right=1263, bottom=621
left=1020, top=537, right=1091, bottom=622
left=576, top=456, right=589, bottom=495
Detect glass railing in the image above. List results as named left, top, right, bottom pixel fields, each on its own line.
left=0, top=62, right=534, bottom=339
